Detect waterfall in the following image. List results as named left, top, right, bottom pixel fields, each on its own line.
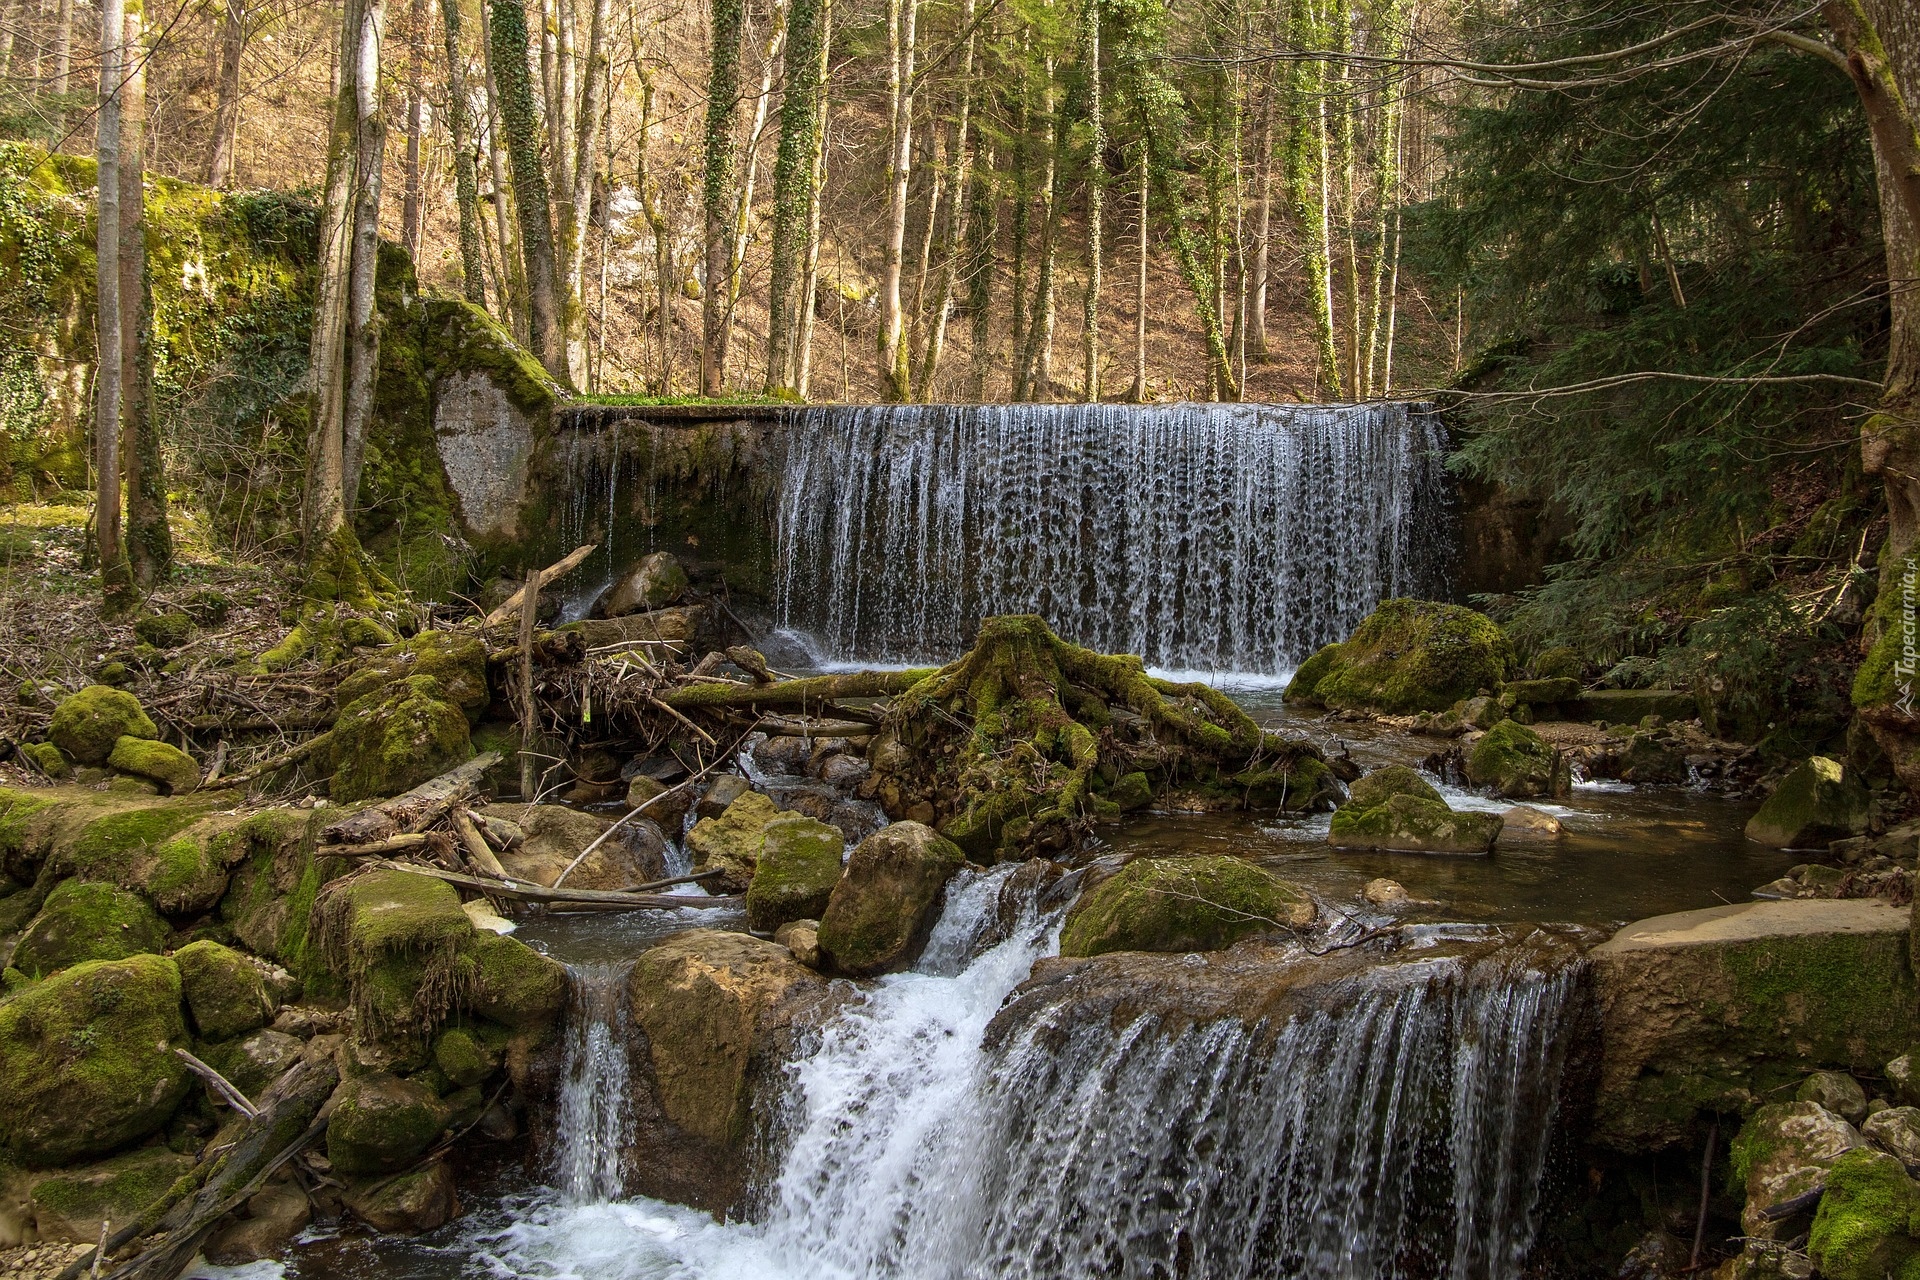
left=485, top=888, right=1583, bottom=1280
left=552, top=962, right=635, bottom=1203
left=773, top=402, right=1451, bottom=673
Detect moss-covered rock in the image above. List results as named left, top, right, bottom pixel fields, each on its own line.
left=131, top=612, right=193, bottom=650
left=1107, top=770, right=1153, bottom=813
left=12, top=881, right=169, bottom=977
left=1465, top=720, right=1570, bottom=800
left=1345, top=764, right=1442, bottom=811
left=173, top=939, right=273, bottom=1040
left=600, top=551, right=691, bottom=617
left=0, top=954, right=192, bottom=1164
left=1745, top=756, right=1872, bottom=849
left=685, top=791, right=783, bottom=894
left=1284, top=600, right=1511, bottom=716
left=1502, top=677, right=1582, bottom=709
left=316, top=868, right=476, bottom=1035
left=432, top=1026, right=500, bottom=1087
left=105, top=736, right=201, bottom=795
left=1617, top=732, right=1688, bottom=784
left=1328, top=793, right=1503, bottom=855
left=325, top=1071, right=450, bottom=1175
left=816, top=822, right=966, bottom=977
left=20, top=741, right=70, bottom=779
left=744, top=814, right=844, bottom=933
left=458, top=931, right=565, bottom=1031
left=1059, top=856, right=1315, bottom=958
left=1807, top=1147, right=1920, bottom=1280
left=27, top=1146, right=196, bottom=1242
left=335, top=630, right=491, bottom=723
left=48, top=686, right=158, bottom=765
left=198, top=1027, right=302, bottom=1100
left=1531, top=647, right=1585, bottom=681
left=1731, top=1099, right=1867, bottom=1235
left=341, top=1157, right=460, bottom=1234
left=329, top=675, right=474, bottom=804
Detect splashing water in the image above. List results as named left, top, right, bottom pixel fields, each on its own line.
left=552, top=962, right=635, bottom=1204
left=773, top=402, right=1451, bottom=673
left=479, top=875, right=1582, bottom=1280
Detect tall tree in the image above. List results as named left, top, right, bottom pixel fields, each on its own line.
left=120, top=0, right=169, bottom=587
left=1081, top=0, right=1103, bottom=402
left=701, top=0, right=745, bottom=394
left=93, top=0, right=129, bottom=608
left=876, top=0, right=918, bottom=399
left=441, top=0, right=488, bottom=305
left=1285, top=0, right=1339, bottom=395
left=206, top=0, right=246, bottom=185
left=562, top=0, right=612, bottom=379
left=913, top=0, right=975, bottom=402
left=765, top=0, right=831, bottom=393
left=401, top=0, right=428, bottom=257
left=490, top=0, right=567, bottom=379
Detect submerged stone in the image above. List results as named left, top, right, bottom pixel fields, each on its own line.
left=1284, top=599, right=1511, bottom=715
left=1745, top=756, right=1871, bottom=849
left=816, top=822, right=966, bottom=976
left=1060, top=855, right=1315, bottom=958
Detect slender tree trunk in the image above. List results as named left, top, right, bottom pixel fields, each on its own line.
left=401, top=0, right=427, bottom=256
left=491, top=0, right=567, bottom=379
left=306, top=0, right=360, bottom=542
left=701, top=0, right=743, bottom=395
left=964, top=142, right=995, bottom=400
left=795, top=87, right=828, bottom=398
left=727, top=4, right=785, bottom=366
left=120, top=0, right=169, bottom=589
left=94, top=0, right=128, bottom=607
left=1081, top=0, right=1102, bottom=403
left=562, top=0, right=610, bottom=380
left=1287, top=0, right=1339, bottom=396
left=206, top=0, right=246, bottom=185
left=914, top=0, right=974, bottom=404
left=1015, top=58, right=1062, bottom=400
left=1130, top=146, right=1146, bottom=400
left=442, top=0, right=487, bottom=305
left=766, top=0, right=829, bottom=393
left=876, top=0, right=917, bottom=400
left=907, top=127, right=944, bottom=381
left=52, top=0, right=71, bottom=95
left=1248, top=71, right=1272, bottom=360
left=341, top=0, right=388, bottom=512
left=1362, top=11, right=1405, bottom=397
left=479, top=0, right=526, bottom=335
left=635, top=61, right=676, bottom=392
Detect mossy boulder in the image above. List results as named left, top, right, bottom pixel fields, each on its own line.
left=28, top=1146, right=196, bottom=1243
left=131, top=612, right=194, bottom=650
left=1465, top=720, right=1570, bottom=800
left=325, top=1071, right=450, bottom=1175
left=1617, top=732, right=1688, bottom=784
left=744, top=814, right=845, bottom=933
left=53, top=800, right=245, bottom=916
left=1284, top=599, right=1511, bottom=715
left=1731, top=1099, right=1867, bottom=1235
left=1502, top=676, right=1583, bottom=709
left=432, top=1026, right=500, bottom=1087
left=106, top=736, right=201, bottom=795
left=1746, top=756, right=1872, bottom=849
left=341, top=1158, right=459, bottom=1234
left=173, top=939, right=274, bottom=1040
left=1808, top=1148, right=1920, bottom=1280
left=21, top=741, right=70, bottom=779
left=1329, top=793, right=1503, bottom=855
left=685, top=791, right=784, bottom=894
left=0, top=954, right=192, bottom=1164
left=1345, top=764, right=1442, bottom=811
left=12, top=881, right=169, bottom=977
left=335, top=630, right=491, bottom=723
left=1531, top=647, right=1585, bottom=681
left=329, top=675, right=474, bottom=804
left=458, top=931, right=566, bottom=1031
left=48, top=686, right=158, bottom=765
left=316, top=868, right=476, bottom=1034
left=600, top=551, right=690, bottom=617
left=1059, top=856, right=1315, bottom=958
left=816, top=822, right=966, bottom=977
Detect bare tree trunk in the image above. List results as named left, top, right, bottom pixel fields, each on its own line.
left=491, top=0, right=567, bottom=380
left=1081, top=0, right=1102, bottom=403
left=342, top=0, right=388, bottom=512
left=964, top=143, right=995, bottom=400
left=478, top=0, right=525, bottom=334
left=1015, top=66, right=1061, bottom=401
left=727, top=4, right=785, bottom=369
left=206, top=0, right=246, bottom=186
left=766, top=0, right=829, bottom=394
left=442, top=0, right=487, bottom=305
left=1130, top=147, right=1146, bottom=401
left=94, top=0, right=128, bottom=608
left=562, top=0, right=611, bottom=381
left=401, top=0, right=427, bottom=257
left=635, top=61, right=676, bottom=392
left=796, top=92, right=827, bottom=398
left=51, top=0, right=71, bottom=95
left=121, top=0, right=169, bottom=589
left=1248, top=71, right=1272, bottom=361
left=700, top=0, right=744, bottom=395
left=913, top=0, right=973, bottom=403
left=876, top=0, right=917, bottom=400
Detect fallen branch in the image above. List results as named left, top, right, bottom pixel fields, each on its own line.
left=315, top=833, right=431, bottom=859
left=482, top=543, right=597, bottom=627
left=372, top=859, right=737, bottom=909
left=200, top=731, right=334, bottom=791
left=174, top=1049, right=258, bottom=1119
left=319, top=751, right=502, bottom=843
left=618, top=868, right=728, bottom=892
left=661, top=669, right=934, bottom=710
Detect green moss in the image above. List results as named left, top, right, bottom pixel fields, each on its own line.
left=1809, top=1148, right=1920, bottom=1280
left=1328, top=792, right=1504, bottom=854
left=686, top=791, right=784, bottom=893
left=335, top=630, right=491, bottom=722
left=106, top=736, right=202, bottom=795
left=744, top=814, right=844, bottom=932
left=325, top=1071, right=450, bottom=1176
left=1345, top=765, right=1442, bottom=810
left=432, top=1026, right=499, bottom=1087
left=1283, top=599, right=1512, bottom=715
left=1465, top=720, right=1567, bottom=799
left=53, top=800, right=230, bottom=913
left=173, top=939, right=272, bottom=1040
left=0, top=954, right=191, bottom=1164
left=457, top=931, right=565, bottom=1031
left=329, top=675, right=474, bottom=803
left=1060, top=855, right=1315, bottom=958
left=1109, top=770, right=1153, bottom=812
left=1854, top=550, right=1916, bottom=711
left=48, top=686, right=159, bottom=765
left=132, top=612, right=194, bottom=649
left=315, top=868, right=475, bottom=1035
left=12, top=881, right=170, bottom=977
left=20, top=742, right=70, bottom=779
left=28, top=1146, right=195, bottom=1236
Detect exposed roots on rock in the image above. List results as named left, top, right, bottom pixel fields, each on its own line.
left=865, top=615, right=1339, bottom=859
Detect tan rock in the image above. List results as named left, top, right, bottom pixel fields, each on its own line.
left=1502, top=805, right=1564, bottom=837
left=480, top=802, right=669, bottom=889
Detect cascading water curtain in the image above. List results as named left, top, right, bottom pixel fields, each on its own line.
left=772, top=403, right=1453, bottom=674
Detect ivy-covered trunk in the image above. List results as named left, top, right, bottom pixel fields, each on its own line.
left=701, top=0, right=743, bottom=395
left=765, top=0, right=830, bottom=395
left=489, top=0, right=567, bottom=381
left=441, top=0, right=488, bottom=306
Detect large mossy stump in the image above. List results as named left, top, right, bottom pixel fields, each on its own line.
left=868, top=615, right=1335, bottom=860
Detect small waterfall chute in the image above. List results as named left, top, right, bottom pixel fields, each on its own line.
left=553, top=961, right=636, bottom=1204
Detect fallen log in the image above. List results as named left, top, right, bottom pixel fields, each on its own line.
left=372, top=859, right=738, bottom=909
left=482, top=543, right=597, bottom=627
left=200, top=730, right=333, bottom=792
left=661, top=669, right=935, bottom=710
left=319, top=751, right=502, bottom=844
left=315, top=833, right=431, bottom=859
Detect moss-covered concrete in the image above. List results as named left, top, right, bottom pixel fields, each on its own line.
left=1059, top=856, right=1315, bottom=958
left=0, top=954, right=192, bottom=1164
left=1285, top=599, right=1512, bottom=715
left=743, top=814, right=844, bottom=933
left=11, top=880, right=169, bottom=976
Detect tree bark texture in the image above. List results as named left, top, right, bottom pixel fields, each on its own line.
left=490, top=0, right=568, bottom=379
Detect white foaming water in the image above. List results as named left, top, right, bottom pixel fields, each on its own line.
left=772, top=402, right=1452, bottom=675
left=491, top=873, right=1580, bottom=1280
left=552, top=963, right=636, bottom=1204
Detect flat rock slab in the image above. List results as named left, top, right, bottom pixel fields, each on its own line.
left=1590, top=899, right=1919, bottom=1153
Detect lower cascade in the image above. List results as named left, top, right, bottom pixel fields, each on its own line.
left=499, top=871, right=1585, bottom=1280
left=773, top=401, right=1452, bottom=673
